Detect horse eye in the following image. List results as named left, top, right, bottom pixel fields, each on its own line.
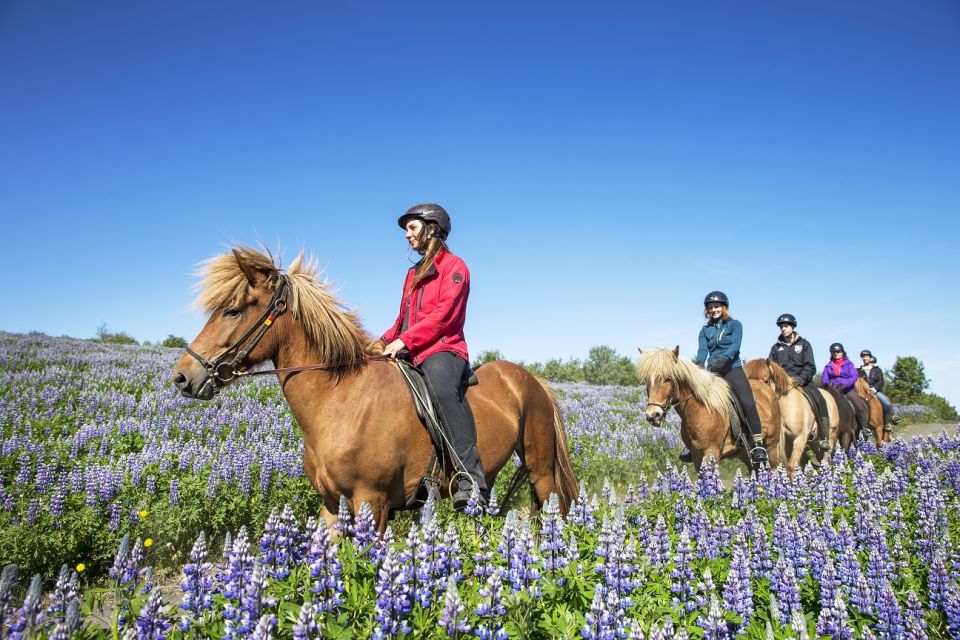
left=222, top=308, right=241, bottom=318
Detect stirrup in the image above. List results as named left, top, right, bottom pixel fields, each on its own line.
left=818, top=439, right=831, bottom=451
left=749, top=445, right=768, bottom=464
left=678, top=449, right=693, bottom=463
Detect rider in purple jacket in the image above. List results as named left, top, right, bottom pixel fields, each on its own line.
left=821, top=342, right=869, bottom=435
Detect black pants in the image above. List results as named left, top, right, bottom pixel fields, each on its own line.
left=719, top=367, right=763, bottom=439
left=421, top=352, right=487, bottom=493
left=799, top=382, right=831, bottom=440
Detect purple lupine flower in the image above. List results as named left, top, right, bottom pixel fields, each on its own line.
left=472, top=526, right=495, bottom=579
left=749, top=521, right=772, bottom=580
left=108, top=501, right=123, bottom=531
left=698, top=593, right=729, bottom=640
left=874, top=579, right=905, bottom=639
left=8, top=574, right=44, bottom=639
left=945, top=581, right=960, bottom=640
left=731, top=468, right=755, bottom=507
left=645, top=515, right=671, bottom=568
left=307, top=519, right=344, bottom=613
left=45, top=564, right=78, bottom=624
left=334, top=496, right=353, bottom=536
left=179, top=532, right=214, bottom=631
left=722, top=535, right=753, bottom=628
left=438, top=523, right=464, bottom=583
left=485, top=487, right=500, bottom=516
left=696, top=454, right=722, bottom=500
left=168, top=478, right=179, bottom=506
left=0, top=562, right=20, bottom=631
left=353, top=502, right=379, bottom=550
left=49, top=600, right=81, bottom=640
left=570, top=484, right=598, bottom=530
left=474, top=567, right=509, bottom=640
left=927, top=545, right=950, bottom=612
left=292, top=602, right=320, bottom=640
left=581, top=584, right=629, bottom=640
left=669, top=529, right=696, bottom=613
left=249, top=613, right=277, bottom=640
left=222, top=527, right=254, bottom=601
left=903, top=588, right=929, bottom=640
left=769, top=556, right=800, bottom=624
left=464, top=485, right=485, bottom=517
left=789, top=610, right=809, bottom=640
left=438, top=576, right=471, bottom=636
left=236, top=561, right=276, bottom=637
left=372, top=546, right=412, bottom=639
left=135, top=589, right=171, bottom=640
left=540, top=493, right=569, bottom=576
left=508, top=518, right=541, bottom=597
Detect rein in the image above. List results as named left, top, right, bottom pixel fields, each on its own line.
left=647, top=391, right=693, bottom=416
left=184, top=276, right=396, bottom=395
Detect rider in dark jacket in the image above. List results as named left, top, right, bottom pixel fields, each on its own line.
left=858, top=350, right=899, bottom=431
left=768, top=314, right=831, bottom=450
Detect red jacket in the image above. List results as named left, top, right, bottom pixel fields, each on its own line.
left=381, top=249, right=470, bottom=366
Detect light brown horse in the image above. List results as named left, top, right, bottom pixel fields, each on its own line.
left=855, top=378, right=888, bottom=446
left=172, top=247, right=578, bottom=531
left=636, top=346, right=782, bottom=473
left=743, top=359, right=839, bottom=472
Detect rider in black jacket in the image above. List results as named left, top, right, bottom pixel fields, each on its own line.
left=768, top=313, right=832, bottom=451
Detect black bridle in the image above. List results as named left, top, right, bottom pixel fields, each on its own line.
left=645, top=384, right=692, bottom=422
left=185, top=276, right=289, bottom=397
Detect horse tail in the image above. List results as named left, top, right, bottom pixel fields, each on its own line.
left=536, top=377, right=579, bottom=512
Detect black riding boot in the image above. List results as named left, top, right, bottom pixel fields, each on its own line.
left=422, top=352, right=488, bottom=510
left=720, top=367, right=767, bottom=467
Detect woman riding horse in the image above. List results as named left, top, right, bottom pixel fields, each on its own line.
left=767, top=313, right=831, bottom=451
left=693, top=291, right=767, bottom=466
left=380, top=203, right=487, bottom=511
left=821, top=343, right=870, bottom=438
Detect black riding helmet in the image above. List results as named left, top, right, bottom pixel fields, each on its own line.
left=397, top=203, right=451, bottom=240
left=829, top=343, right=846, bottom=356
left=703, top=291, right=729, bottom=306
left=860, top=349, right=873, bottom=358
left=776, top=313, right=797, bottom=327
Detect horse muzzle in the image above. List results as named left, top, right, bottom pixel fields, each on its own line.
left=172, top=367, right=218, bottom=401
left=645, top=406, right=665, bottom=425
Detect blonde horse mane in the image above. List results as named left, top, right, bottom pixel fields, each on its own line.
left=195, top=246, right=371, bottom=369
left=636, top=348, right=731, bottom=415
left=743, top=358, right=794, bottom=395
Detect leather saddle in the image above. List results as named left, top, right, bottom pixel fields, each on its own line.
left=393, top=359, right=478, bottom=510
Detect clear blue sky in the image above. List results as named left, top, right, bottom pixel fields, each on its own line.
left=2, top=1, right=958, bottom=406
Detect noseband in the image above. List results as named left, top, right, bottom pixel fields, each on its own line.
left=646, top=387, right=691, bottom=420
left=185, top=276, right=289, bottom=396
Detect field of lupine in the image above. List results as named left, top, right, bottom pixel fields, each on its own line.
left=2, top=331, right=960, bottom=639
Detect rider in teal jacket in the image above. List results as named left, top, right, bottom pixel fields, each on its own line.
left=696, top=316, right=743, bottom=372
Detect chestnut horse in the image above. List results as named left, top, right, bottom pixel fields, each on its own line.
left=855, top=378, right=888, bottom=446
left=743, top=359, right=839, bottom=471
left=172, top=247, right=578, bottom=531
left=637, top=346, right=782, bottom=474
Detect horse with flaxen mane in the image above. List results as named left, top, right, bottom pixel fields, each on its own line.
left=172, top=247, right=578, bottom=531
left=636, top=346, right=782, bottom=473
left=743, top=359, right=839, bottom=472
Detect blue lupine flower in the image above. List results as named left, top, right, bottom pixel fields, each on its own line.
left=722, top=534, right=753, bottom=628
left=292, top=602, right=320, bottom=640
left=770, top=556, right=800, bottom=624
left=474, top=567, right=508, bottom=640
left=438, top=576, right=471, bottom=636
left=373, top=546, right=412, bottom=639
left=696, top=454, right=722, bottom=500
left=135, top=589, right=171, bottom=640
left=581, top=584, right=628, bottom=640
left=816, top=589, right=854, bottom=639
left=179, top=532, right=215, bottom=631
left=669, top=529, right=696, bottom=613
left=698, top=593, right=729, bottom=640
left=8, top=574, right=43, bottom=639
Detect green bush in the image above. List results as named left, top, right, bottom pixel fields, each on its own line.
left=160, top=334, right=188, bottom=348
left=94, top=324, right=138, bottom=345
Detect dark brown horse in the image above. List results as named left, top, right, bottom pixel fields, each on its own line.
left=856, top=378, right=888, bottom=446
left=637, top=346, right=782, bottom=474
left=173, top=247, right=578, bottom=531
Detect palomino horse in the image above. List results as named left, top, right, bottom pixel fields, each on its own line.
left=172, top=247, right=578, bottom=531
left=743, top=359, right=839, bottom=472
left=855, top=378, right=888, bottom=446
left=637, top=347, right=782, bottom=473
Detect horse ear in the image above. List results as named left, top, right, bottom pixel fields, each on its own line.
left=672, top=345, right=680, bottom=357
left=637, top=347, right=643, bottom=354
left=232, top=249, right=260, bottom=286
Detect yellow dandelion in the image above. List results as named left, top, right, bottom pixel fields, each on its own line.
left=76, top=563, right=86, bottom=573
left=138, top=510, right=148, bottom=519
left=144, top=538, right=154, bottom=548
